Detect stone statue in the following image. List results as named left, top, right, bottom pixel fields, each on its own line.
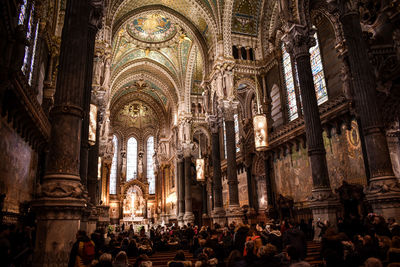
left=102, top=58, right=111, bottom=89
left=224, top=72, right=234, bottom=100
left=138, top=153, right=143, bottom=176
left=202, top=87, right=210, bottom=113
left=93, top=56, right=104, bottom=85
left=278, top=0, right=293, bottom=23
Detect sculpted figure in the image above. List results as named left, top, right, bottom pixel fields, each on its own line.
left=102, top=58, right=111, bottom=89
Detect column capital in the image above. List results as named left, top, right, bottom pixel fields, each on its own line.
left=283, top=24, right=316, bottom=58
left=326, top=0, right=359, bottom=16
left=89, top=0, right=105, bottom=30
left=207, top=114, right=222, bottom=134
left=222, top=100, right=239, bottom=121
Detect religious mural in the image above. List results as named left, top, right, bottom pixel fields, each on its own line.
left=115, top=102, right=158, bottom=129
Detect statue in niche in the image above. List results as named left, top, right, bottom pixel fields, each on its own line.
left=93, top=56, right=104, bottom=86
left=102, top=58, right=111, bottom=89
left=202, top=86, right=210, bottom=113
left=138, top=152, right=144, bottom=178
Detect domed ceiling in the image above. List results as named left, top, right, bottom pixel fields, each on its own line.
left=127, top=14, right=177, bottom=43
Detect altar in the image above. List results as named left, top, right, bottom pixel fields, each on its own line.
left=121, top=182, right=148, bottom=224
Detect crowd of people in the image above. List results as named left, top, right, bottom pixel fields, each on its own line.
left=1, top=213, right=400, bottom=267
left=66, top=213, right=400, bottom=267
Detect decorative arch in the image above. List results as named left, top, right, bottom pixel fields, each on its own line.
left=121, top=178, right=149, bottom=200
left=192, top=126, right=211, bottom=146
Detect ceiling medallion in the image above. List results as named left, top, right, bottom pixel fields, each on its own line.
left=127, top=13, right=177, bottom=44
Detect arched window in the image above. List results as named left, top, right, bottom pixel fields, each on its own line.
left=19, top=0, right=39, bottom=85
left=234, top=113, right=240, bottom=152
left=223, top=120, right=227, bottom=159
left=310, top=32, right=328, bottom=105
left=282, top=43, right=298, bottom=121
left=110, top=135, right=118, bottom=195
left=147, top=136, right=155, bottom=194
left=282, top=31, right=328, bottom=121
left=126, top=137, right=138, bottom=181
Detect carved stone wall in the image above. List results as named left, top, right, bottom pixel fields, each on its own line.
left=273, top=120, right=367, bottom=203
left=0, top=118, right=37, bottom=213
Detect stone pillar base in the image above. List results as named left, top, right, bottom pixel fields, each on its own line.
left=211, top=208, right=226, bottom=226
left=183, top=212, right=195, bottom=225
left=366, top=176, right=400, bottom=221
left=97, top=205, right=110, bottom=229
left=308, top=188, right=340, bottom=241
left=226, top=205, right=244, bottom=225
left=177, top=212, right=185, bottom=226
left=32, top=198, right=85, bottom=267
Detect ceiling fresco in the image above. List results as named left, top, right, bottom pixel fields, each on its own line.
left=113, top=80, right=169, bottom=106
left=114, top=102, right=158, bottom=129
left=127, top=14, right=177, bottom=43
left=111, top=0, right=215, bottom=46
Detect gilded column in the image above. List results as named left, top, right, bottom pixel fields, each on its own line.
left=334, top=1, right=400, bottom=219
left=283, top=25, right=339, bottom=232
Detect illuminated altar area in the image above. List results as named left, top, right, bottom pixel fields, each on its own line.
left=121, top=180, right=149, bottom=224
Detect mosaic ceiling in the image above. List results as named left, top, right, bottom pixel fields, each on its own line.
left=111, top=0, right=215, bottom=46
left=232, top=0, right=263, bottom=36
left=114, top=102, right=158, bottom=129
left=127, top=14, right=177, bottom=43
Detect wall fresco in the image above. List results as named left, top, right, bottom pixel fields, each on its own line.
left=273, top=120, right=367, bottom=203
left=0, top=118, right=37, bottom=213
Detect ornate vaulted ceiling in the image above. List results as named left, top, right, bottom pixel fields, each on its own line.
left=109, top=4, right=206, bottom=135
left=232, top=0, right=263, bottom=36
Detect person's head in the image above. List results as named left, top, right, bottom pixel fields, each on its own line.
left=322, top=248, right=340, bottom=267
left=363, top=235, right=373, bottom=246
left=115, top=251, right=128, bottom=265
left=174, top=250, right=186, bottom=261
left=392, top=236, right=400, bottom=248
left=227, top=250, right=243, bottom=267
left=138, top=261, right=152, bottom=267
left=364, top=257, right=383, bottom=267
left=388, top=217, right=396, bottom=225
left=245, top=240, right=254, bottom=254
left=260, top=244, right=277, bottom=258
left=286, top=245, right=300, bottom=262
left=76, top=230, right=87, bottom=240
left=99, top=253, right=112, bottom=263
left=204, top=247, right=215, bottom=259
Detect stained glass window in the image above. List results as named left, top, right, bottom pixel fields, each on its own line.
left=147, top=136, right=155, bottom=194
left=234, top=113, right=240, bottom=152
left=223, top=120, right=227, bottom=159
left=110, top=135, right=118, bottom=195
left=282, top=43, right=298, bottom=121
left=18, top=0, right=28, bottom=25
left=28, top=22, right=39, bottom=85
left=309, top=32, right=328, bottom=105
left=126, top=137, right=138, bottom=181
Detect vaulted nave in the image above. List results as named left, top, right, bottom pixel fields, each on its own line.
left=0, top=0, right=400, bottom=266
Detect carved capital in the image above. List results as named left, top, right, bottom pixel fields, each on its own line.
left=207, top=114, right=221, bottom=134
left=89, top=0, right=105, bottom=30
left=283, top=24, right=316, bottom=58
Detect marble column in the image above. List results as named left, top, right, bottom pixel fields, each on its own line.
left=283, top=25, right=339, bottom=232
left=177, top=153, right=185, bottom=226
left=80, top=6, right=100, bottom=193
left=209, top=115, right=226, bottom=225
left=31, top=0, right=100, bottom=265
left=264, top=153, right=275, bottom=211
left=337, top=7, right=400, bottom=220
left=87, top=110, right=101, bottom=206
left=223, top=103, right=243, bottom=223
left=183, top=146, right=194, bottom=224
